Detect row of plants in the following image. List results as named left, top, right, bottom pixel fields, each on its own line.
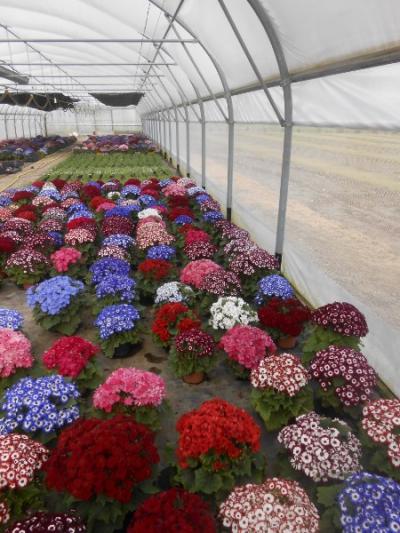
left=44, top=151, right=171, bottom=182
left=0, top=135, right=76, bottom=163
left=75, top=134, right=157, bottom=153
left=0, top=163, right=398, bottom=532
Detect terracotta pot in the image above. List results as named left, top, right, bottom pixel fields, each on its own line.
left=278, top=335, right=297, bottom=349
left=182, top=371, right=205, bottom=385
left=23, top=283, right=33, bottom=290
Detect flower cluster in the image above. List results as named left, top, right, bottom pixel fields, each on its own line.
left=310, top=345, right=377, bottom=406
left=97, top=244, right=129, bottom=261
left=175, top=329, right=216, bottom=358
left=361, top=399, right=400, bottom=468
left=43, top=415, right=159, bottom=503
left=209, top=297, right=258, bottom=330
left=277, top=412, right=362, bottom=482
left=180, top=259, right=221, bottom=289
left=0, top=375, right=80, bottom=434
left=93, top=368, right=166, bottom=412
left=0, top=433, right=48, bottom=489
left=64, top=228, right=95, bottom=246
left=338, top=472, right=400, bottom=532
left=26, top=276, right=84, bottom=315
left=42, top=336, right=98, bottom=378
left=50, top=247, right=82, bottom=272
left=136, top=221, right=174, bottom=249
left=151, top=303, right=200, bottom=345
left=128, top=488, right=216, bottom=533
left=146, top=244, right=176, bottom=261
left=138, top=208, right=161, bottom=220
left=184, top=228, right=210, bottom=245
left=251, top=354, right=309, bottom=396
left=0, top=329, right=33, bottom=378
left=95, top=274, right=136, bottom=302
left=311, top=301, right=368, bottom=337
left=219, top=478, right=319, bottom=533
left=6, top=249, right=49, bottom=272
left=258, top=297, right=311, bottom=337
left=229, top=246, right=278, bottom=276
left=255, top=274, right=294, bottom=304
left=102, top=233, right=135, bottom=249
left=95, top=304, right=140, bottom=339
left=200, top=268, right=241, bottom=296
left=138, top=259, right=172, bottom=281
left=154, top=281, right=193, bottom=305
left=89, top=257, right=130, bottom=284
left=216, top=220, right=250, bottom=241
left=220, top=325, right=275, bottom=369
left=0, top=308, right=23, bottom=330
left=176, top=399, right=261, bottom=469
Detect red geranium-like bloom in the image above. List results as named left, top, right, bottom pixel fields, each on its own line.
left=12, top=191, right=34, bottom=202
left=176, top=398, right=261, bottom=469
left=66, top=217, right=97, bottom=232
left=152, top=303, right=200, bottom=344
left=128, top=488, right=216, bottom=533
left=90, top=196, right=107, bottom=210
left=138, top=259, right=172, bottom=281
left=82, top=184, right=100, bottom=199
left=42, top=336, right=98, bottom=378
left=0, top=236, right=16, bottom=254
left=258, top=297, right=311, bottom=337
left=168, top=207, right=193, bottom=221
left=51, top=178, right=66, bottom=190
left=43, top=415, right=159, bottom=503
left=125, top=178, right=141, bottom=186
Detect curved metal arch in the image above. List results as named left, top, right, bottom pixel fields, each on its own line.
left=246, top=0, right=293, bottom=265
left=148, top=0, right=235, bottom=218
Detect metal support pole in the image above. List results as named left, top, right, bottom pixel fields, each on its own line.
left=4, top=116, right=8, bottom=139
left=158, top=114, right=162, bottom=151
left=43, top=115, right=48, bottom=136
left=163, top=117, right=167, bottom=159
left=185, top=106, right=190, bottom=177
left=13, top=113, right=17, bottom=138
left=226, top=121, right=234, bottom=220
left=201, top=118, right=206, bottom=188
left=21, top=116, right=25, bottom=138
left=27, top=114, right=32, bottom=138
left=110, top=109, right=114, bottom=133
left=168, top=109, right=172, bottom=163
left=175, top=109, right=181, bottom=175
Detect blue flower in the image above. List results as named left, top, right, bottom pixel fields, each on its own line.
left=174, top=215, right=193, bottom=225
left=0, top=308, right=23, bottom=330
left=138, top=194, right=157, bottom=207
left=26, top=276, right=84, bottom=315
left=94, top=304, right=140, bottom=339
left=48, top=231, right=64, bottom=247
left=0, top=375, right=80, bottom=435
left=89, top=257, right=130, bottom=285
left=0, top=195, right=12, bottom=207
left=338, top=472, right=400, bottom=532
left=195, top=193, right=211, bottom=204
left=95, top=275, right=137, bottom=302
left=104, top=206, right=135, bottom=218
left=159, top=178, right=173, bottom=188
left=255, top=274, right=294, bottom=304
left=202, top=210, right=223, bottom=222
left=146, top=245, right=176, bottom=261
left=102, top=234, right=135, bottom=249
left=38, top=189, right=61, bottom=201
left=187, top=186, right=205, bottom=196
left=67, top=209, right=94, bottom=221
left=61, top=190, right=79, bottom=201
left=121, top=185, right=141, bottom=197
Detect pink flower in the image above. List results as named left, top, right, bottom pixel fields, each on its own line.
left=219, top=325, right=276, bottom=370
left=136, top=221, right=174, bottom=249
left=0, top=328, right=33, bottom=378
left=180, top=259, right=222, bottom=289
left=93, top=368, right=166, bottom=413
left=251, top=354, right=309, bottom=396
left=51, top=247, right=82, bottom=273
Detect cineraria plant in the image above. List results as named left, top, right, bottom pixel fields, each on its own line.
left=127, top=488, right=216, bottom=533
left=93, top=368, right=167, bottom=431
left=180, top=259, right=222, bottom=289
left=198, top=269, right=242, bottom=312
left=136, top=259, right=174, bottom=299
left=209, top=297, right=258, bottom=334
left=227, top=246, right=278, bottom=297
left=151, top=302, right=200, bottom=349
left=0, top=308, right=23, bottom=330
left=43, top=415, right=159, bottom=532
left=219, top=324, right=275, bottom=379
left=0, top=328, right=34, bottom=394
left=219, top=478, right=319, bottom=533
left=310, top=345, right=376, bottom=415
left=89, top=257, right=130, bottom=285
left=338, top=472, right=400, bottom=533
left=169, top=328, right=217, bottom=380
left=302, top=301, right=368, bottom=366
left=136, top=221, right=174, bottom=249
left=27, top=276, right=85, bottom=335
left=175, top=399, right=265, bottom=498
left=5, top=248, right=49, bottom=287
left=257, top=297, right=311, bottom=341
left=92, top=274, right=137, bottom=313
left=254, top=274, right=294, bottom=305
left=0, top=375, right=80, bottom=442
left=154, top=281, right=194, bottom=306
left=360, top=399, right=400, bottom=481
left=94, top=304, right=142, bottom=358
left=251, top=354, right=313, bottom=431
left=277, top=412, right=362, bottom=483
left=50, top=246, right=83, bottom=277
left=0, top=434, right=49, bottom=525
left=42, top=336, right=101, bottom=393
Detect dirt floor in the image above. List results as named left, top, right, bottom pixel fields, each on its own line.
left=190, top=124, right=400, bottom=331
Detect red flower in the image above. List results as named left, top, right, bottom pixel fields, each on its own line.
left=176, top=399, right=261, bottom=469
left=51, top=178, right=66, bottom=190
left=15, top=210, right=37, bottom=222
left=43, top=415, right=159, bottom=504
left=125, top=178, right=141, bottom=186
left=32, top=180, right=45, bottom=188
left=128, top=488, right=216, bottom=533
left=42, top=336, right=99, bottom=378
left=12, top=191, right=34, bottom=202
left=258, top=297, right=311, bottom=337
left=152, top=303, right=199, bottom=345
left=90, top=196, right=107, bottom=209
left=14, top=205, right=36, bottom=215
left=169, top=207, right=193, bottom=221
left=82, top=184, right=100, bottom=199
left=66, top=217, right=97, bottom=232
left=138, top=259, right=172, bottom=281
left=0, top=236, right=16, bottom=254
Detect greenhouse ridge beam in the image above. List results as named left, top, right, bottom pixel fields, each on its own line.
left=3, top=63, right=176, bottom=66
left=0, top=38, right=197, bottom=43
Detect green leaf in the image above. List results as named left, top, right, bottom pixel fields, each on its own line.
left=317, top=483, right=343, bottom=508
left=193, top=468, right=223, bottom=494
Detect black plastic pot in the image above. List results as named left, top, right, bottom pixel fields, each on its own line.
left=113, top=341, right=143, bottom=359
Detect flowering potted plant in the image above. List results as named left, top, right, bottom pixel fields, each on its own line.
left=151, top=302, right=200, bottom=349
left=0, top=434, right=49, bottom=526
left=219, top=324, right=275, bottom=379
left=219, top=478, right=319, bottom=533
left=27, top=276, right=85, bottom=335
left=0, top=307, right=23, bottom=330
left=258, top=297, right=311, bottom=349
left=64, top=227, right=97, bottom=258
left=154, top=281, right=194, bottom=307
left=50, top=246, right=85, bottom=278
left=179, top=259, right=222, bottom=289
left=250, top=354, right=313, bottom=431
left=0, top=328, right=34, bottom=394
left=198, top=268, right=242, bottom=312
left=89, top=257, right=130, bottom=285
left=360, top=399, right=400, bottom=481
left=43, top=415, right=160, bottom=532
left=94, top=303, right=142, bottom=358
left=0, top=375, right=80, bottom=443
left=42, top=336, right=102, bottom=394
left=254, top=274, right=294, bottom=305
left=5, top=249, right=50, bottom=287
left=175, top=399, right=265, bottom=498
left=0, top=235, right=16, bottom=278
left=93, top=368, right=167, bottom=431
left=136, top=258, right=174, bottom=301
left=302, top=302, right=368, bottom=366
left=169, top=328, right=217, bottom=384
left=6, top=512, right=87, bottom=532
left=92, top=274, right=137, bottom=314
left=209, top=297, right=258, bottom=337
left=127, top=488, right=216, bottom=533
left=310, top=345, right=376, bottom=417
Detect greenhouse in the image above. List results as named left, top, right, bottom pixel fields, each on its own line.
left=0, top=0, right=398, bottom=531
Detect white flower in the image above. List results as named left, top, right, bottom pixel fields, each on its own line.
left=137, top=208, right=161, bottom=219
